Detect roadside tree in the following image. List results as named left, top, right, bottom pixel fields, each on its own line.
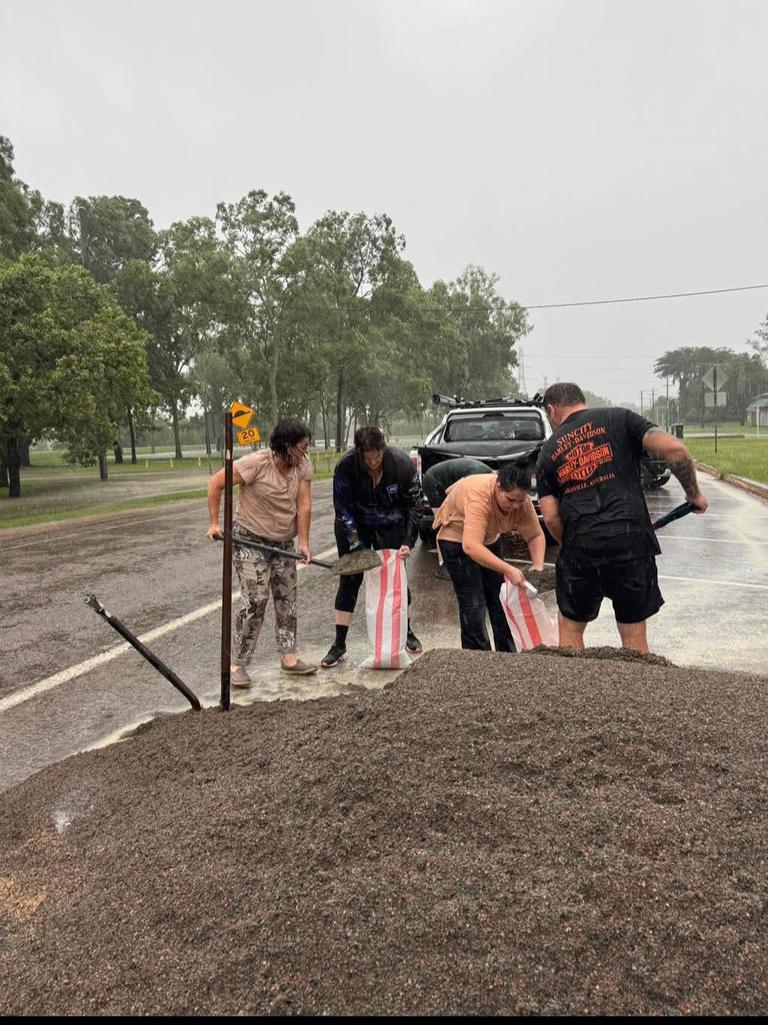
left=288, top=211, right=405, bottom=449
left=0, top=136, right=39, bottom=260
left=0, top=255, right=152, bottom=497
left=68, top=195, right=157, bottom=461
left=216, top=191, right=299, bottom=426
left=442, top=265, right=528, bottom=399
left=750, top=314, right=768, bottom=361
left=123, top=218, right=234, bottom=460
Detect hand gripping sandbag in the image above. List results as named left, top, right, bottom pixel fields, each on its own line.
left=360, top=549, right=412, bottom=670
left=500, top=580, right=559, bottom=651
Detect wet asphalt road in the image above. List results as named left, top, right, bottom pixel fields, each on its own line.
left=1, top=475, right=767, bottom=793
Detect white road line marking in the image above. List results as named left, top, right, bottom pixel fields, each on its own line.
left=661, top=535, right=768, bottom=545
left=0, top=545, right=338, bottom=715
left=658, top=573, right=768, bottom=591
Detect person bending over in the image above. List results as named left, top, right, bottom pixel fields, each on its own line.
left=435, top=462, right=546, bottom=651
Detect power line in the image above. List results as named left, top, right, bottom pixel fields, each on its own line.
left=281, top=281, right=768, bottom=314
left=526, top=282, right=768, bottom=310
left=523, top=354, right=651, bottom=362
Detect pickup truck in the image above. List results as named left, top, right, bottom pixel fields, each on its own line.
left=410, top=396, right=551, bottom=545
left=410, top=395, right=670, bottom=545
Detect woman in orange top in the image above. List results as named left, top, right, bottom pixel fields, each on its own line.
left=434, top=461, right=546, bottom=651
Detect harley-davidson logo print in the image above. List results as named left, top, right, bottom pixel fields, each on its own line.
left=551, top=422, right=616, bottom=493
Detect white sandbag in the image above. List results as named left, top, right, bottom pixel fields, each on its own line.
left=360, top=549, right=412, bottom=670
left=500, top=580, right=559, bottom=651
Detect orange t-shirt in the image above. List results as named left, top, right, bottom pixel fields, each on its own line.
left=434, top=473, right=541, bottom=546
left=234, top=449, right=312, bottom=541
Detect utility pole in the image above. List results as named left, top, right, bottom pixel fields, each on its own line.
left=666, top=376, right=670, bottom=430
left=640, top=391, right=644, bottom=415
left=651, top=388, right=655, bottom=420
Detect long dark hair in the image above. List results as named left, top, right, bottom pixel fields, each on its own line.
left=269, top=418, right=311, bottom=459
left=497, top=460, right=532, bottom=492
left=354, top=425, right=385, bottom=456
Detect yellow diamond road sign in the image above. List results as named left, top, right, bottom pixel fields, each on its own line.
left=237, top=426, right=261, bottom=446
left=230, top=402, right=254, bottom=429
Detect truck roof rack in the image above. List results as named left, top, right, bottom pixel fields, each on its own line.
left=432, top=392, right=544, bottom=409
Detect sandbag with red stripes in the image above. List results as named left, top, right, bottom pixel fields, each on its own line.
left=360, top=549, right=412, bottom=670
left=499, top=581, right=559, bottom=651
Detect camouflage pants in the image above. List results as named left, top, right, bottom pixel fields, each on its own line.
left=232, top=524, right=298, bottom=665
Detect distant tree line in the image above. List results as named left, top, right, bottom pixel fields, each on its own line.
left=0, top=136, right=529, bottom=497
left=654, top=344, right=768, bottom=427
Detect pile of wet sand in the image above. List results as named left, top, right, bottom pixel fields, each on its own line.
left=1, top=648, right=767, bottom=1016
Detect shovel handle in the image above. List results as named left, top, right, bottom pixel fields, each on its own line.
left=652, top=501, right=696, bottom=531
left=212, top=533, right=334, bottom=569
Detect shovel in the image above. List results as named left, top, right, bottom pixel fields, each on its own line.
left=652, top=501, right=697, bottom=531
left=213, top=533, right=383, bottom=576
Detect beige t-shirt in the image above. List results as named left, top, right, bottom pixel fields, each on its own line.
left=434, top=472, right=541, bottom=546
left=234, top=449, right=312, bottom=541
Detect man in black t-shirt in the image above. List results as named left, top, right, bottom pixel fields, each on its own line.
left=536, top=382, right=708, bottom=654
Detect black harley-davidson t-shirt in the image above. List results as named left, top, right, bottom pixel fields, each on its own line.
left=536, top=407, right=661, bottom=557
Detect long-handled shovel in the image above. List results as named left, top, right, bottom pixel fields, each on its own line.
left=213, top=533, right=383, bottom=576
left=652, top=500, right=697, bottom=531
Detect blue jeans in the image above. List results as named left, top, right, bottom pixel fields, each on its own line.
left=440, top=539, right=516, bottom=652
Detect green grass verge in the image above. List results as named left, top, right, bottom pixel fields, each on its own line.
left=28, top=450, right=342, bottom=473
left=0, top=489, right=209, bottom=529
left=686, top=437, right=768, bottom=484
left=28, top=454, right=220, bottom=473
left=0, top=469, right=334, bottom=529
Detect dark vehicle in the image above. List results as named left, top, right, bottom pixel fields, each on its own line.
left=640, top=453, right=671, bottom=491
left=411, top=396, right=551, bottom=545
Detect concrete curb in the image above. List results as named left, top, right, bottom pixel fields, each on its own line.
left=695, top=461, right=768, bottom=503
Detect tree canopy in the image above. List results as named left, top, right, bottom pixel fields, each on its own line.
left=0, top=254, right=152, bottom=496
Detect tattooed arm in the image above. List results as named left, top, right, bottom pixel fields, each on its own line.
left=642, top=428, right=709, bottom=513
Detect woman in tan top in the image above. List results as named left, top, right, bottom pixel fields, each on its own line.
left=435, top=461, right=546, bottom=651
left=207, top=418, right=316, bottom=686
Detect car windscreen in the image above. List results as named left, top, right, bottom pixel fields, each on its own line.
left=443, top=413, right=544, bottom=443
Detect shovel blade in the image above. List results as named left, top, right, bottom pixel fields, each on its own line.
left=332, top=549, right=384, bottom=576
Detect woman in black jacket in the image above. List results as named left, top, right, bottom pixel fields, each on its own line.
left=321, top=425, right=423, bottom=667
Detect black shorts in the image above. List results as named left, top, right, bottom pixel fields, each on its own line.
left=556, top=551, right=664, bottom=624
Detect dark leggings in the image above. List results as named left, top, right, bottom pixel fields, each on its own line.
left=334, top=520, right=412, bottom=614
left=440, top=538, right=516, bottom=652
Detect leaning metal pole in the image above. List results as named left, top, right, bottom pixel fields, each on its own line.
left=83, top=594, right=201, bottom=711
left=220, top=410, right=234, bottom=711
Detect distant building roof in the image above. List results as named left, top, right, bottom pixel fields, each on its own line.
left=746, top=392, right=768, bottom=411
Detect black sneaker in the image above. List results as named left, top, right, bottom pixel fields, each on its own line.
left=406, top=629, right=423, bottom=654
left=320, top=643, right=347, bottom=668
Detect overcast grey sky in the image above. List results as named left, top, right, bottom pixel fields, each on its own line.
left=2, top=0, right=767, bottom=405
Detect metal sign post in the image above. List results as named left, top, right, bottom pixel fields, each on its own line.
left=220, top=410, right=233, bottom=710
left=702, top=365, right=728, bottom=455
left=714, top=365, right=718, bottom=455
